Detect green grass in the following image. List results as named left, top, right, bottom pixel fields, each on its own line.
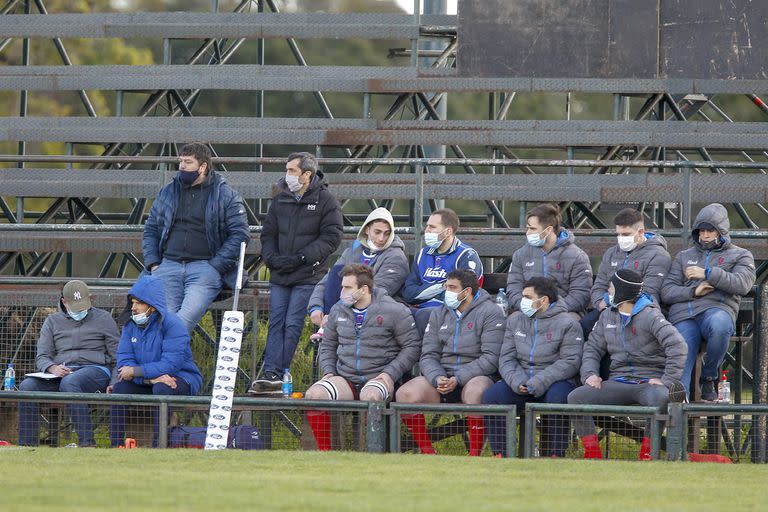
left=2, top=448, right=766, bottom=511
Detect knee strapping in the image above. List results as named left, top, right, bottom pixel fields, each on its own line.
left=314, top=379, right=340, bottom=401
left=361, top=380, right=389, bottom=402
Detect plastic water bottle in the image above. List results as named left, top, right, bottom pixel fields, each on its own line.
left=282, top=368, right=293, bottom=398
left=495, top=288, right=509, bottom=315
left=718, top=371, right=731, bottom=403
left=3, top=362, right=15, bottom=391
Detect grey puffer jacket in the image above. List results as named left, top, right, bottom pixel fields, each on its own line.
left=420, top=289, right=505, bottom=386
left=506, top=228, right=592, bottom=315
left=591, top=233, right=671, bottom=307
left=320, top=288, right=420, bottom=385
left=499, top=306, right=582, bottom=398
left=661, top=203, right=756, bottom=325
left=581, top=295, right=687, bottom=387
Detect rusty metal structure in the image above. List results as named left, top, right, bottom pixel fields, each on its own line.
left=0, top=0, right=766, bottom=404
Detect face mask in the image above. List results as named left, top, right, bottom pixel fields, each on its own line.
left=526, top=228, right=548, bottom=247
left=285, top=173, right=303, bottom=192
left=177, top=169, right=200, bottom=186
left=607, top=294, right=615, bottom=307
left=520, top=297, right=540, bottom=317
left=700, top=238, right=720, bottom=250
left=617, top=235, right=637, bottom=252
left=132, top=311, right=150, bottom=325
left=366, top=239, right=383, bottom=252
left=340, top=290, right=362, bottom=308
left=68, top=309, right=88, bottom=322
left=444, top=290, right=466, bottom=310
left=424, top=232, right=442, bottom=249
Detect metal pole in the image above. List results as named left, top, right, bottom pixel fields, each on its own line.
left=158, top=402, right=169, bottom=448
left=505, top=406, right=516, bottom=459
left=366, top=402, right=386, bottom=453
left=754, top=283, right=768, bottom=462
left=523, top=406, right=534, bottom=458
left=666, top=403, right=684, bottom=461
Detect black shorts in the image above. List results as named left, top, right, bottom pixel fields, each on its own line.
left=440, top=385, right=464, bottom=404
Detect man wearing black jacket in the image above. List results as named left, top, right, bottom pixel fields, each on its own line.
left=253, top=152, right=343, bottom=391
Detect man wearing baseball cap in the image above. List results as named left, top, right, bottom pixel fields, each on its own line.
left=17, top=280, right=120, bottom=447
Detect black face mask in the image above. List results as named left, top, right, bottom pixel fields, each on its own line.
left=177, top=170, right=200, bottom=186
left=700, top=238, right=721, bottom=250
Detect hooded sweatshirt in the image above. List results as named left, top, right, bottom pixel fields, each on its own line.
left=581, top=294, right=687, bottom=387
left=661, top=203, right=756, bottom=325
left=499, top=305, right=582, bottom=398
left=307, top=207, right=409, bottom=313
left=591, top=233, right=671, bottom=307
left=507, top=228, right=593, bottom=314
left=420, top=289, right=505, bottom=386
left=116, top=274, right=203, bottom=394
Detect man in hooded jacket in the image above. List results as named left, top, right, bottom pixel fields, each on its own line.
left=661, top=203, right=755, bottom=401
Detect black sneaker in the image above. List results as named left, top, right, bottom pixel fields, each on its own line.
left=249, top=372, right=282, bottom=394
left=700, top=379, right=718, bottom=402
left=667, top=380, right=688, bottom=404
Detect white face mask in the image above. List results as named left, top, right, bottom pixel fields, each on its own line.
left=617, top=235, right=637, bottom=252
left=285, top=173, right=303, bottom=192
left=444, top=289, right=466, bottom=310
left=526, top=228, right=549, bottom=247
left=424, top=231, right=442, bottom=249
left=340, top=289, right=362, bottom=308
left=366, top=239, right=383, bottom=252
left=132, top=311, right=150, bottom=325
left=520, top=297, right=540, bottom=317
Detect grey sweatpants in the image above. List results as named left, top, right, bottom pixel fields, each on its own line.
left=567, top=380, right=670, bottom=437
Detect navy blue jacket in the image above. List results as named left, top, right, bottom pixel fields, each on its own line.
left=116, top=275, right=203, bottom=394
left=143, top=170, right=250, bottom=289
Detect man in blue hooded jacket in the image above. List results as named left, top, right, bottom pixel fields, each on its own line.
left=143, top=142, right=250, bottom=332
left=108, top=274, right=202, bottom=447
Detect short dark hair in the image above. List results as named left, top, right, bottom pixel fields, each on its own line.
left=432, top=208, right=460, bottom=234
left=340, top=263, right=374, bottom=292
left=527, top=204, right=561, bottom=232
left=613, top=208, right=644, bottom=228
left=287, top=152, right=318, bottom=178
left=523, top=276, right=558, bottom=304
left=447, top=269, right=479, bottom=296
left=180, top=143, right=212, bottom=172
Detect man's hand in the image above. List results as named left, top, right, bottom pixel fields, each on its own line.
left=106, top=385, right=113, bottom=394
left=310, top=310, right=325, bottom=327
left=147, top=374, right=177, bottom=389
left=685, top=266, right=707, bottom=280
left=648, top=378, right=664, bottom=386
left=373, top=372, right=394, bottom=390
left=597, top=299, right=607, bottom=311
left=322, top=373, right=335, bottom=380
left=518, top=384, right=529, bottom=394
left=437, top=376, right=458, bottom=395
left=585, top=375, right=602, bottom=389
left=46, top=364, right=72, bottom=378
left=272, top=254, right=304, bottom=273
left=695, top=282, right=715, bottom=297
left=117, top=366, right=135, bottom=381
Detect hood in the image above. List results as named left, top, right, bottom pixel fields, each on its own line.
left=537, top=302, right=561, bottom=320
left=456, top=288, right=491, bottom=317
left=277, top=169, right=329, bottom=196
left=692, top=203, right=731, bottom=249
left=554, top=228, right=575, bottom=248
left=357, top=207, right=396, bottom=251
left=127, top=274, right=168, bottom=317
left=642, top=232, right=668, bottom=250
left=628, top=293, right=654, bottom=318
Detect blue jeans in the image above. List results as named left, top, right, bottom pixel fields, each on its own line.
left=263, top=283, right=314, bottom=376
left=18, top=366, right=110, bottom=447
left=152, top=258, right=222, bottom=332
left=675, top=308, right=735, bottom=395
left=482, top=379, right=576, bottom=457
left=109, top=377, right=191, bottom=448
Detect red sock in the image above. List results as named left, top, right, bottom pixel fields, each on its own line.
left=639, top=437, right=651, bottom=461
left=467, top=416, right=485, bottom=456
left=307, top=411, right=332, bottom=451
left=581, top=434, right=603, bottom=459
left=402, top=413, right=435, bottom=454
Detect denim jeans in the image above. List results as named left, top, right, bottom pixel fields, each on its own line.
left=263, top=283, right=314, bottom=376
left=152, top=258, right=222, bottom=332
left=675, top=307, right=735, bottom=394
left=109, top=377, right=192, bottom=448
left=18, top=366, right=110, bottom=446
left=482, top=379, right=575, bottom=457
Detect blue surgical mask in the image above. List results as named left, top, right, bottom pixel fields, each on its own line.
left=68, top=309, right=88, bottom=322
left=520, top=297, right=540, bottom=317
left=132, top=311, right=150, bottom=325
left=176, top=169, right=200, bottom=186
left=444, top=289, right=466, bottom=310
left=424, top=232, right=441, bottom=249
left=526, top=229, right=548, bottom=247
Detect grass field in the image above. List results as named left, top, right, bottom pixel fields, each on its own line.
left=2, top=448, right=765, bottom=512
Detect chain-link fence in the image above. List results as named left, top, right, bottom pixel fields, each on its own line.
left=677, top=404, right=768, bottom=463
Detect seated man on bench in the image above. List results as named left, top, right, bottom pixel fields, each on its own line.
left=396, top=269, right=504, bottom=456
left=568, top=269, right=687, bottom=460
left=304, top=264, right=420, bottom=451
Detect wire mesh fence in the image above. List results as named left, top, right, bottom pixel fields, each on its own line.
left=680, top=404, right=768, bottom=463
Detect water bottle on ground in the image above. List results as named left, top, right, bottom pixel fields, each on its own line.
left=3, top=362, right=15, bottom=391
left=718, top=370, right=731, bottom=403
left=282, top=368, right=293, bottom=398
left=495, top=288, right=509, bottom=315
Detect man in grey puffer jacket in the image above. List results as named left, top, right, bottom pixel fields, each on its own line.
left=307, top=207, right=409, bottom=328
left=568, top=269, right=687, bottom=460
left=304, top=263, right=419, bottom=451
left=396, top=269, right=505, bottom=456
left=507, top=203, right=592, bottom=316
left=661, top=203, right=755, bottom=401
